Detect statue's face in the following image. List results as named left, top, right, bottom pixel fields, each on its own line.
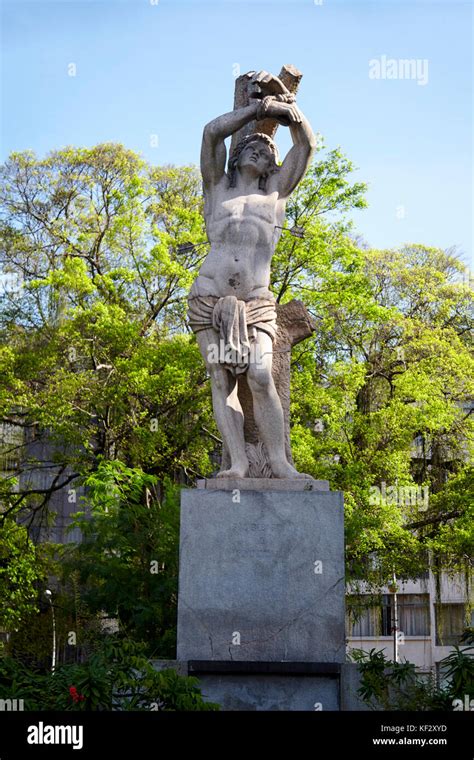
left=237, top=141, right=273, bottom=176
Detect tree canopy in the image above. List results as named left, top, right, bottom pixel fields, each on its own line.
left=0, top=141, right=472, bottom=660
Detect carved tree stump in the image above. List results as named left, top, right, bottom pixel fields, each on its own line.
left=230, top=64, right=303, bottom=156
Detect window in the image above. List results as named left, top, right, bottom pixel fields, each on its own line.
left=0, top=422, right=24, bottom=473
left=435, top=604, right=468, bottom=646
left=398, top=594, right=430, bottom=636
left=348, top=603, right=383, bottom=638
left=348, top=595, right=393, bottom=637
left=348, top=594, right=430, bottom=637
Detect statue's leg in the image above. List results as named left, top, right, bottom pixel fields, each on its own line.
left=196, top=327, right=249, bottom=478
left=247, top=331, right=311, bottom=479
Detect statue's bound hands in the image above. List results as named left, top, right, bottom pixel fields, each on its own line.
left=249, top=71, right=300, bottom=126
left=253, top=97, right=301, bottom=127
left=250, top=70, right=290, bottom=98
left=263, top=99, right=302, bottom=126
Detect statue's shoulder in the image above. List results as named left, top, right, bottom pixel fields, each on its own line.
left=203, top=173, right=230, bottom=203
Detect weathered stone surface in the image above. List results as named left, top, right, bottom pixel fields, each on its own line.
left=197, top=477, right=329, bottom=492
left=150, top=659, right=389, bottom=711
left=197, top=674, right=339, bottom=711
left=177, top=488, right=345, bottom=663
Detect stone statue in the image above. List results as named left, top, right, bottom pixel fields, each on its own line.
left=188, top=70, right=317, bottom=479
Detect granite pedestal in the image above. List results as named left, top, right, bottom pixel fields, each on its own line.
left=176, top=481, right=345, bottom=710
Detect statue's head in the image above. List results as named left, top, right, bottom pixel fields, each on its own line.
left=228, top=133, right=280, bottom=190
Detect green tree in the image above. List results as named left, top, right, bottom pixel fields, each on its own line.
left=61, top=460, right=180, bottom=658
left=283, top=240, right=473, bottom=584
left=0, top=517, right=46, bottom=632
left=0, top=145, right=214, bottom=518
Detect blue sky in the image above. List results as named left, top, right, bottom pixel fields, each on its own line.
left=1, top=0, right=472, bottom=264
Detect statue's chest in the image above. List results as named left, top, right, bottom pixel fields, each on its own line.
left=215, top=194, right=281, bottom=226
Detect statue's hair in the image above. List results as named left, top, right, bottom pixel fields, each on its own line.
left=228, top=133, right=280, bottom=190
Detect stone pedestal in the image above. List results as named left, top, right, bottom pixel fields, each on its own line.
left=176, top=481, right=346, bottom=710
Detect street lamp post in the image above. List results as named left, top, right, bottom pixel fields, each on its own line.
left=388, top=573, right=399, bottom=663
left=44, top=589, right=56, bottom=673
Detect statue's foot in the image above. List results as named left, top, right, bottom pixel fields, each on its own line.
left=271, top=460, right=314, bottom=479
left=216, top=463, right=249, bottom=479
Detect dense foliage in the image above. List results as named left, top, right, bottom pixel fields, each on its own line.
left=351, top=645, right=474, bottom=711
left=0, top=636, right=218, bottom=710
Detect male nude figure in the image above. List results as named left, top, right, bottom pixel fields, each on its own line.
left=188, top=71, right=317, bottom=478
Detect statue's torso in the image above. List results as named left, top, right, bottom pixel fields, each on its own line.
left=191, top=178, right=286, bottom=300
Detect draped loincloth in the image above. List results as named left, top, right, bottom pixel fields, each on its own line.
left=187, top=293, right=278, bottom=375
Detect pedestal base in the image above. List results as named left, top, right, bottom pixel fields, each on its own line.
left=152, top=660, right=369, bottom=711
left=176, top=484, right=346, bottom=709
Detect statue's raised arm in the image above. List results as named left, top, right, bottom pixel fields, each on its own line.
left=200, top=101, right=259, bottom=189
left=200, top=70, right=316, bottom=196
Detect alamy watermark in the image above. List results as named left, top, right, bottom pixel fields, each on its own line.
left=0, top=272, right=23, bottom=297
left=369, top=55, right=429, bottom=86
left=452, top=695, right=473, bottom=711
left=207, top=339, right=269, bottom=368
left=370, top=482, right=429, bottom=510
left=0, top=698, right=24, bottom=711
left=27, top=722, right=83, bottom=750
